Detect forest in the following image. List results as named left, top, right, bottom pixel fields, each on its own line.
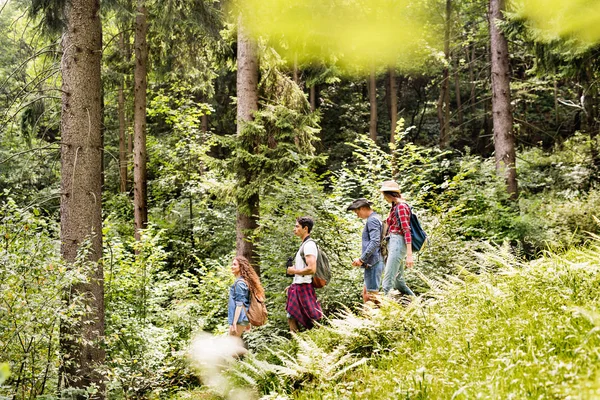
left=1, top=0, right=599, bottom=398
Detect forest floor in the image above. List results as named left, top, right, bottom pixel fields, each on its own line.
left=188, top=240, right=600, bottom=399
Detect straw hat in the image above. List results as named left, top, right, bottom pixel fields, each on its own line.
left=379, top=180, right=401, bottom=193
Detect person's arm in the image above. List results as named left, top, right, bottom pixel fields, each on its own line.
left=288, top=254, right=316, bottom=275
left=397, top=203, right=414, bottom=268
left=230, top=305, right=243, bottom=333
left=230, top=281, right=248, bottom=332
left=359, top=218, right=382, bottom=264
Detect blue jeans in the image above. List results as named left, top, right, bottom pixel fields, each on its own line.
left=363, top=260, right=384, bottom=292
left=382, top=234, right=415, bottom=296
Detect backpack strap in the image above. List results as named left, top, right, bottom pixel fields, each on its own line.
left=299, top=238, right=316, bottom=268
left=393, top=201, right=412, bottom=233
left=233, top=278, right=248, bottom=299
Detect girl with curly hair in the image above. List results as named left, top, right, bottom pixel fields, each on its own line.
left=228, top=256, right=265, bottom=337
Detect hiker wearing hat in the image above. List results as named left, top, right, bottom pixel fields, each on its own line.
left=347, top=198, right=384, bottom=303
left=380, top=180, right=416, bottom=297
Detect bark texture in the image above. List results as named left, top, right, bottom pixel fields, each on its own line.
left=202, top=114, right=209, bottom=132
left=236, top=16, right=260, bottom=272
left=389, top=68, right=397, bottom=143
left=134, top=0, right=148, bottom=240
left=454, top=55, right=464, bottom=126
left=59, top=0, right=105, bottom=395
left=438, top=0, right=452, bottom=148
left=118, top=32, right=127, bottom=193
left=369, top=67, right=377, bottom=141
left=489, top=0, right=518, bottom=198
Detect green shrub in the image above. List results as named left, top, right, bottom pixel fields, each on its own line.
left=0, top=197, right=92, bottom=399
left=232, top=240, right=600, bottom=399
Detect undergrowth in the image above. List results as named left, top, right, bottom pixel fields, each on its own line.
left=228, top=238, right=600, bottom=399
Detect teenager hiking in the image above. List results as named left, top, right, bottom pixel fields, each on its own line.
left=380, top=180, right=416, bottom=297
left=347, top=198, right=384, bottom=303
left=285, top=216, right=323, bottom=332
left=228, top=256, right=266, bottom=338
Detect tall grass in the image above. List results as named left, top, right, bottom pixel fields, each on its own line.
left=232, top=239, right=600, bottom=399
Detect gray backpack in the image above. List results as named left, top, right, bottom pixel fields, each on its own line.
left=300, top=239, right=332, bottom=288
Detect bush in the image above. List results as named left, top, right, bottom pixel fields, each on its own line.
left=0, top=197, right=90, bottom=399
left=232, top=240, right=600, bottom=399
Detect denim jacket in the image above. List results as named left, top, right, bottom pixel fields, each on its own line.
left=361, top=212, right=383, bottom=266
left=228, top=277, right=249, bottom=325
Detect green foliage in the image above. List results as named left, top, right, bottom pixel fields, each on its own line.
left=235, top=0, right=438, bottom=73
left=0, top=363, right=9, bottom=385
left=103, top=221, right=240, bottom=398
left=0, top=2, right=61, bottom=213
left=232, top=240, right=600, bottom=399
left=0, top=197, right=92, bottom=399
left=217, top=54, right=322, bottom=212
left=515, top=0, right=600, bottom=48
left=4, top=1, right=600, bottom=399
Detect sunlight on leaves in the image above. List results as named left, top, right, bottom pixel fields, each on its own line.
left=0, top=363, right=9, bottom=385
left=515, top=0, right=600, bottom=47
left=232, top=0, right=440, bottom=74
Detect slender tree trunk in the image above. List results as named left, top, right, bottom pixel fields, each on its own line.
left=554, top=78, right=559, bottom=126
left=454, top=54, right=464, bottom=126
left=201, top=114, right=209, bottom=132
left=118, top=32, right=127, bottom=193
left=100, top=87, right=106, bottom=191
left=309, top=85, right=316, bottom=112
left=468, top=43, right=476, bottom=111
left=293, top=53, right=299, bottom=84
left=389, top=67, right=398, bottom=143
left=133, top=0, right=148, bottom=240
left=438, top=0, right=452, bottom=148
left=124, top=32, right=133, bottom=189
left=369, top=67, right=377, bottom=141
left=58, top=0, right=105, bottom=396
left=236, top=15, right=260, bottom=272
left=584, top=66, right=600, bottom=171
left=489, top=0, right=518, bottom=198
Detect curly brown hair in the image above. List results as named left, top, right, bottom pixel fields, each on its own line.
left=235, top=256, right=265, bottom=300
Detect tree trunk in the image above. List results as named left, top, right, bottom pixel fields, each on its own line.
left=369, top=67, right=377, bottom=141
left=201, top=114, right=209, bottom=132
left=309, top=85, right=316, bottom=112
left=468, top=42, right=476, bottom=111
left=100, top=87, right=106, bottom=191
left=489, top=0, right=518, bottom=198
left=59, top=0, right=105, bottom=396
left=438, top=0, right=452, bottom=148
left=554, top=78, right=559, bottom=126
left=389, top=67, right=398, bottom=144
left=293, top=53, right=299, bottom=84
left=584, top=66, right=600, bottom=172
left=118, top=32, right=127, bottom=193
left=454, top=54, right=464, bottom=126
left=133, top=0, right=148, bottom=240
left=123, top=32, right=133, bottom=183
left=236, top=15, right=260, bottom=272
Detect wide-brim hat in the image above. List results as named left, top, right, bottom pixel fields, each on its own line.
left=379, top=180, right=401, bottom=193
left=346, top=198, right=373, bottom=211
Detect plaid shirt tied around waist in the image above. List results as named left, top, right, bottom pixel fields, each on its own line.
left=286, top=283, right=322, bottom=329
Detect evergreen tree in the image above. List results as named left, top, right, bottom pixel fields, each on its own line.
left=489, top=0, right=517, bottom=198
left=57, top=0, right=105, bottom=395
left=235, top=14, right=260, bottom=270
left=133, top=0, right=149, bottom=241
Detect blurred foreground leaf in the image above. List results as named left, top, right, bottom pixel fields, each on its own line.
left=232, top=0, right=440, bottom=73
